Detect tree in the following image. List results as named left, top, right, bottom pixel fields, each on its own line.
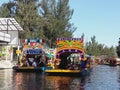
left=85, top=35, right=116, bottom=57
left=0, top=0, right=46, bottom=39
left=86, top=36, right=100, bottom=56
left=39, top=0, right=76, bottom=47
left=0, top=0, right=76, bottom=48
left=14, top=0, right=45, bottom=39
left=0, top=2, right=15, bottom=17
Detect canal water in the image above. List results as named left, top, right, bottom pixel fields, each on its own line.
left=0, top=65, right=120, bottom=90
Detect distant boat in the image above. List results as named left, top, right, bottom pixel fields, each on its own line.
left=109, top=58, right=117, bottom=66
left=117, top=50, right=120, bottom=58
left=116, top=58, right=120, bottom=65
left=116, top=38, right=120, bottom=58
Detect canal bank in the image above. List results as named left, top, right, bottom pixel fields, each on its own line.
left=0, top=60, right=14, bottom=68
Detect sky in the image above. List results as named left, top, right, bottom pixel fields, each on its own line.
left=0, top=0, right=120, bottom=47
left=69, top=0, right=120, bottom=47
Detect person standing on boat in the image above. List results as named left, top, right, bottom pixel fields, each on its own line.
left=70, top=54, right=75, bottom=64
left=80, top=58, right=87, bottom=69
left=35, top=55, right=42, bottom=67
left=67, top=54, right=75, bottom=64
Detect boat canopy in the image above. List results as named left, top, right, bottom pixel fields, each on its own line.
left=55, top=37, right=86, bottom=60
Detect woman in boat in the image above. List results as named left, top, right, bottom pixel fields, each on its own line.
left=80, top=57, right=90, bottom=69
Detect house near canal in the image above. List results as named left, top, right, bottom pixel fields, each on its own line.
left=0, top=18, right=23, bottom=68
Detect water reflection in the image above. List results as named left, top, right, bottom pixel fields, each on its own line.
left=45, top=76, right=72, bottom=90
left=13, top=73, right=84, bottom=90
left=45, top=76, right=86, bottom=90
left=13, top=72, right=45, bottom=90
left=0, top=69, right=13, bottom=90
left=0, top=65, right=120, bottom=90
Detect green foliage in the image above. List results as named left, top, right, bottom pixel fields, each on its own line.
left=0, top=3, right=9, bottom=17
left=39, top=0, right=76, bottom=47
left=0, top=0, right=117, bottom=57
left=0, top=0, right=76, bottom=48
left=14, top=0, right=45, bottom=39
left=85, top=35, right=116, bottom=57
left=0, top=47, right=6, bottom=57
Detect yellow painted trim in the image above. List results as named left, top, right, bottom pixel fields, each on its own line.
left=45, top=69, right=80, bottom=73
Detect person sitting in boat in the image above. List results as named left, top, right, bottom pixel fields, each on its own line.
left=28, top=56, right=34, bottom=66
left=35, top=55, right=41, bottom=66
left=20, top=55, right=29, bottom=67
left=32, top=61, right=37, bottom=67
left=38, top=61, right=45, bottom=67
left=109, top=58, right=117, bottom=66
left=70, top=54, right=75, bottom=64
left=67, top=63, right=74, bottom=70
left=85, top=57, right=91, bottom=68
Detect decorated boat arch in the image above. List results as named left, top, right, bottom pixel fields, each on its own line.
left=45, top=37, right=90, bottom=76
left=21, top=38, right=44, bottom=55
left=55, top=37, right=86, bottom=61
left=13, top=38, right=48, bottom=72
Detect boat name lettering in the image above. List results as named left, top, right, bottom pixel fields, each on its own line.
left=56, top=38, right=82, bottom=41
left=26, top=49, right=42, bottom=54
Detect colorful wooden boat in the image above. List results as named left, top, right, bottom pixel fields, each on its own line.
left=13, top=38, right=48, bottom=72
left=104, top=57, right=117, bottom=66
left=45, top=37, right=91, bottom=77
left=45, top=69, right=81, bottom=76
left=13, top=66, right=52, bottom=72
left=45, top=69, right=91, bottom=77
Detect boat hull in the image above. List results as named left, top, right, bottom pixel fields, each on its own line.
left=45, top=69, right=91, bottom=77
left=13, top=66, right=52, bottom=72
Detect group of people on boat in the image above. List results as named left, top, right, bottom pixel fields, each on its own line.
left=18, top=51, right=91, bottom=71
left=105, top=57, right=117, bottom=66
left=58, top=54, right=91, bottom=70
left=19, top=54, right=45, bottom=67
